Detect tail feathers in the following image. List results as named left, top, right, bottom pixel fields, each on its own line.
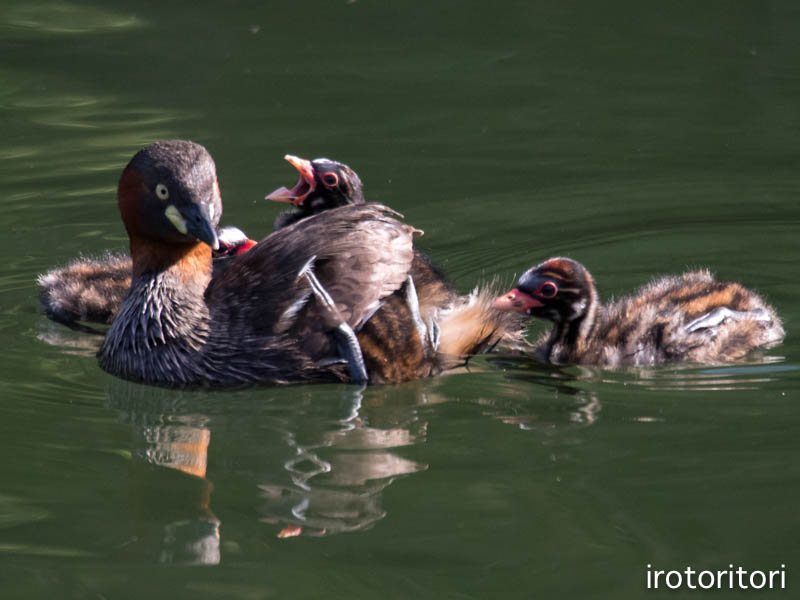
left=436, top=284, right=529, bottom=357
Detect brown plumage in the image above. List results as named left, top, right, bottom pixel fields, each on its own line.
left=96, top=140, right=427, bottom=386
left=38, top=225, right=255, bottom=327
left=266, top=155, right=526, bottom=382
left=38, top=252, right=132, bottom=326
left=267, top=155, right=459, bottom=311
left=46, top=144, right=523, bottom=384
left=90, top=140, right=520, bottom=385
left=352, top=282, right=525, bottom=383
left=39, top=155, right=455, bottom=340
left=494, top=257, right=784, bottom=366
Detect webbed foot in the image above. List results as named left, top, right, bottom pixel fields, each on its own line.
left=685, top=306, right=770, bottom=333
left=299, top=256, right=368, bottom=384
left=403, top=275, right=439, bottom=352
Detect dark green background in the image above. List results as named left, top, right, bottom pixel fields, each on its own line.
left=1, top=1, right=798, bottom=598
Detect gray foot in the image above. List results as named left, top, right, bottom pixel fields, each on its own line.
left=403, top=275, right=439, bottom=352
left=332, top=323, right=368, bottom=384
left=299, top=256, right=368, bottom=384
left=685, top=306, right=770, bottom=333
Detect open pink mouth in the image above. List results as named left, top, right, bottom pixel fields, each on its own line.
left=265, top=155, right=316, bottom=206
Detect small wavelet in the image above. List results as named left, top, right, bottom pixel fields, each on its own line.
left=2, top=2, right=143, bottom=35
left=598, top=358, right=796, bottom=392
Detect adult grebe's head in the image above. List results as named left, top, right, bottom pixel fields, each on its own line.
left=118, top=140, right=222, bottom=250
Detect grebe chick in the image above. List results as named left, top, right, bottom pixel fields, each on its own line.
left=267, top=155, right=457, bottom=314
left=267, top=155, right=366, bottom=229
left=38, top=252, right=131, bottom=327
left=493, top=257, right=784, bottom=366
left=266, top=155, right=528, bottom=382
left=38, top=226, right=256, bottom=327
left=96, top=140, right=426, bottom=386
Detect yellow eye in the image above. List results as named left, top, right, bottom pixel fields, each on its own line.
left=155, top=183, right=170, bottom=200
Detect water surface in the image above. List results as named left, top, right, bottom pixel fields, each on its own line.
left=1, top=1, right=799, bottom=598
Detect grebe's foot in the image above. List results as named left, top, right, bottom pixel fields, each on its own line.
left=428, top=316, right=440, bottom=352
left=685, top=306, right=771, bottom=333
left=403, top=275, right=440, bottom=353
left=299, top=256, right=368, bottom=385
left=332, top=322, right=368, bottom=384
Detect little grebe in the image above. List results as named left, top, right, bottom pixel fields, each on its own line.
left=96, top=140, right=421, bottom=386
left=493, top=257, right=784, bottom=366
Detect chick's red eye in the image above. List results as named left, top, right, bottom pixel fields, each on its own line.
left=539, top=282, right=558, bottom=298
left=321, top=172, right=338, bottom=187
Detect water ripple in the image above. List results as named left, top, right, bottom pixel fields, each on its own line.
left=2, top=2, right=143, bottom=35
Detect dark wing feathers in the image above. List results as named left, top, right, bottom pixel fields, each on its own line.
left=207, top=204, right=419, bottom=337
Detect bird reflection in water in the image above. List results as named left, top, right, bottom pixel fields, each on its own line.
left=112, top=389, right=220, bottom=565
left=479, top=358, right=603, bottom=430
left=483, top=354, right=790, bottom=432
left=260, top=388, right=428, bottom=537
left=105, top=379, right=430, bottom=563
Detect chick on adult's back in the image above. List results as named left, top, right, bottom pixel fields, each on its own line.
left=267, top=155, right=527, bottom=382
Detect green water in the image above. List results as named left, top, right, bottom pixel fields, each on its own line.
left=2, top=1, right=799, bottom=598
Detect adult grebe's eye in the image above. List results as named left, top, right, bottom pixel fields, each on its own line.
left=321, top=172, right=339, bottom=187
left=155, top=183, right=170, bottom=200
left=539, top=282, right=558, bottom=298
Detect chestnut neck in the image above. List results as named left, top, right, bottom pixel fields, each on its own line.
left=129, top=235, right=213, bottom=286
left=98, top=234, right=215, bottom=385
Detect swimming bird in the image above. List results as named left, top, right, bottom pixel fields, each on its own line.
left=96, top=140, right=421, bottom=386
left=493, top=257, right=784, bottom=366
left=43, top=145, right=524, bottom=384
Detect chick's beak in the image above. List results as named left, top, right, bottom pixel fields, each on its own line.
left=265, top=154, right=316, bottom=206
left=493, top=288, right=543, bottom=313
